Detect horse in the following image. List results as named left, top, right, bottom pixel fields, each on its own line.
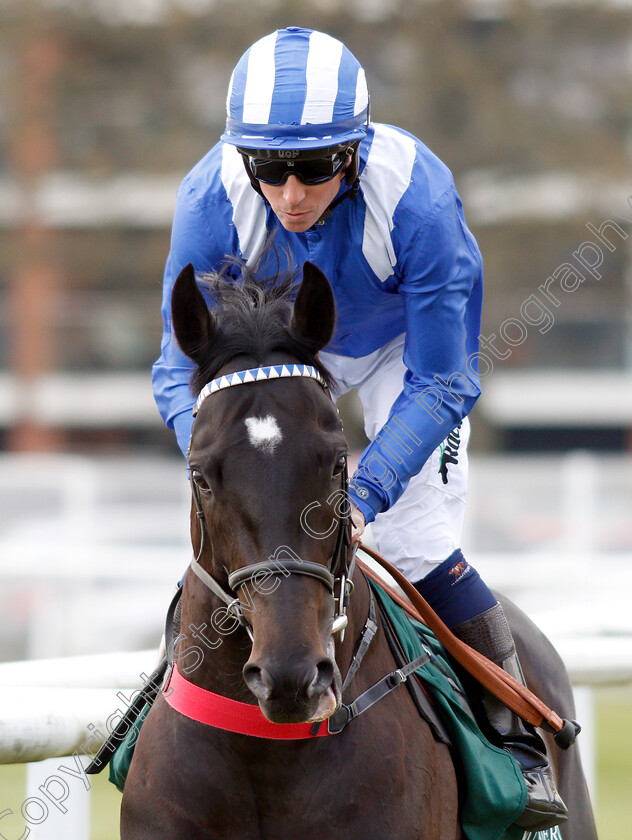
left=120, top=259, right=597, bottom=840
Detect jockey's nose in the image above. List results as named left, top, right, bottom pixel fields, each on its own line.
left=282, top=174, right=306, bottom=205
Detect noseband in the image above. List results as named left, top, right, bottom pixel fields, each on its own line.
left=188, top=363, right=354, bottom=642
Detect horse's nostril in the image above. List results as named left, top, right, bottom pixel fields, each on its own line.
left=242, top=662, right=259, bottom=685
left=309, top=657, right=335, bottom=698
left=243, top=663, right=272, bottom=700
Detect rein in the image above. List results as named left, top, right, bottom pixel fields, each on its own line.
left=357, top=544, right=580, bottom=749
left=174, top=362, right=579, bottom=749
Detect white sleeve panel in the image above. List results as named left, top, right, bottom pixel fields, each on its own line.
left=220, top=144, right=268, bottom=264
left=361, top=125, right=417, bottom=283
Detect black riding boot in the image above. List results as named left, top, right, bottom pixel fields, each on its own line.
left=453, top=603, right=568, bottom=831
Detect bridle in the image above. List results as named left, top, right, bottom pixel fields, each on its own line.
left=163, top=363, right=438, bottom=739
left=187, top=363, right=356, bottom=644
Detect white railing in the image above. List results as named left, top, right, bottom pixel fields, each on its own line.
left=1, top=639, right=630, bottom=763
left=1, top=636, right=630, bottom=839
left=2, top=625, right=631, bottom=754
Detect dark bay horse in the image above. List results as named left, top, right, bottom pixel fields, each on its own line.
left=121, top=260, right=596, bottom=840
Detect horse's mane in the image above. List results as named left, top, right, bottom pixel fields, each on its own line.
left=191, top=252, right=335, bottom=395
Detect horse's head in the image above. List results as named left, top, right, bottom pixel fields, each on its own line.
left=171, top=260, right=350, bottom=724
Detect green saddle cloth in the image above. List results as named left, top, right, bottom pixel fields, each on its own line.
left=368, top=579, right=561, bottom=840
left=109, top=701, right=151, bottom=793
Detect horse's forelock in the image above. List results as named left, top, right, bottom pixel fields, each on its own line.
left=190, top=261, right=334, bottom=396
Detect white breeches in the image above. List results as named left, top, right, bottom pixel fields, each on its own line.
left=320, top=334, right=470, bottom=583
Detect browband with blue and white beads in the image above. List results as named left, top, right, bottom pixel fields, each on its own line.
left=194, top=364, right=327, bottom=416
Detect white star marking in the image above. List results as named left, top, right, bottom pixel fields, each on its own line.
left=244, top=415, right=283, bottom=454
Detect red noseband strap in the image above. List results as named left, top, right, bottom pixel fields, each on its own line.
left=163, top=663, right=330, bottom=740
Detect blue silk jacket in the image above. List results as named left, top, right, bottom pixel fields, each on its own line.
left=152, top=122, right=483, bottom=525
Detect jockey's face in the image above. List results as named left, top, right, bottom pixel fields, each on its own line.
left=258, top=163, right=349, bottom=233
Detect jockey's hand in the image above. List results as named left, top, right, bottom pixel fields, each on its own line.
left=350, top=503, right=365, bottom=546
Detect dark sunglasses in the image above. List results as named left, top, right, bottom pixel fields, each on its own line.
left=242, top=151, right=348, bottom=186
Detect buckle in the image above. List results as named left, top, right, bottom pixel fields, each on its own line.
left=327, top=705, right=351, bottom=735
left=331, top=614, right=348, bottom=635
left=226, top=598, right=254, bottom=641
left=162, top=663, right=174, bottom=696
left=386, top=669, right=405, bottom=689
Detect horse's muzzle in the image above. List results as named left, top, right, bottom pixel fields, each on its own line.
left=243, top=654, right=338, bottom=724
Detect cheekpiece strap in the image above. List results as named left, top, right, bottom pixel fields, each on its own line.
left=194, top=364, right=326, bottom=416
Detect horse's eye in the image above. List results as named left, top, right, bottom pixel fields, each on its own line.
left=333, top=453, right=347, bottom=476
left=191, top=469, right=212, bottom=494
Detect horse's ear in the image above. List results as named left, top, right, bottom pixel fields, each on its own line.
left=171, top=263, right=218, bottom=363
left=291, top=262, right=336, bottom=352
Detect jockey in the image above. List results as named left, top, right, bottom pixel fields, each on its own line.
left=153, top=27, right=566, bottom=831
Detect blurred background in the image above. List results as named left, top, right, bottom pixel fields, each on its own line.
left=0, top=0, right=631, bottom=837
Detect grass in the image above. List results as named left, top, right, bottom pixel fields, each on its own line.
left=91, top=769, right=122, bottom=840
left=594, top=686, right=632, bottom=839
left=0, top=762, right=120, bottom=840
left=0, top=687, right=629, bottom=838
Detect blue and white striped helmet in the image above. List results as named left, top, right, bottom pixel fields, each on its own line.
left=222, top=27, right=370, bottom=151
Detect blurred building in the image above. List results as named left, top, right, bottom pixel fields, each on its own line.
left=1, top=0, right=632, bottom=454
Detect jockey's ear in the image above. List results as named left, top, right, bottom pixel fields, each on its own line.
left=171, top=263, right=218, bottom=364
left=291, top=262, right=336, bottom=352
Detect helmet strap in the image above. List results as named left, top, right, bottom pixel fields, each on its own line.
left=344, top=143, right=360, bottom=185
left=317, top=177, right=360, bottom=224
left=318, top=144, right=361, bottom=222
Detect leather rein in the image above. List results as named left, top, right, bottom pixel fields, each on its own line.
left=171, top=362, right=579, bottom=748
